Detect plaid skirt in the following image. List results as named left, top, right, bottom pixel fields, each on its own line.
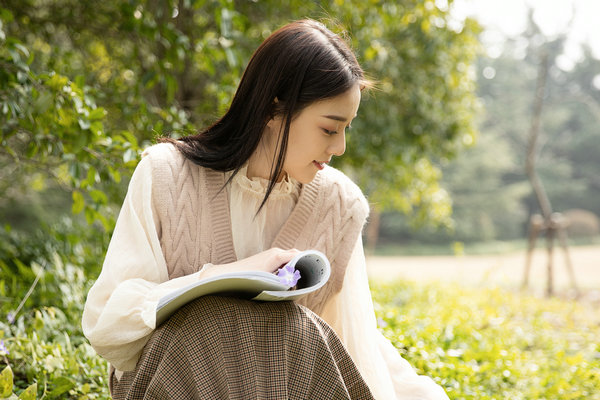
left=110, top=295, right=374, bottom=399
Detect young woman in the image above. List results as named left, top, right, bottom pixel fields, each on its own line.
left=82, top=19, right=449, bottom=399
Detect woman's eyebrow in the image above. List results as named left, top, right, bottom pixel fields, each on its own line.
left=321, top=114, right=356, bottom=122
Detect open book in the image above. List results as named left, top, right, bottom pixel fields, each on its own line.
left=156, top=250, right=330, bottom=326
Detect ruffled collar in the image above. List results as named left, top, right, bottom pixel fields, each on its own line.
left=231, top=165, right=301, bottom=198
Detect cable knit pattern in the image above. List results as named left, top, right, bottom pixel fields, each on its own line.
left=146, top=144, right=206, bottom=278
left=147, top=144, right=240, bottom=279
left=145, top=143, right=369, bottom=314
left=272, top=168, right=370, bottom=314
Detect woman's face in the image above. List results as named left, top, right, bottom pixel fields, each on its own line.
left=264, top=85, right=362, bottom=184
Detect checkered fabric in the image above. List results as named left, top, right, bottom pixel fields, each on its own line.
left=111, top=295, right=374, bottom=399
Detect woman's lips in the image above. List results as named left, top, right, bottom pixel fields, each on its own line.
left=313, top=161, right=325, bottom=170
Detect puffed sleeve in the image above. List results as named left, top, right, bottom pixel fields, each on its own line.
left=319, top=236, right=449, bottom=400
left=81, top=154, right=204, bottom=371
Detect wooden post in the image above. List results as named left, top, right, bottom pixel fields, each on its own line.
left=545, top=225, right=555, bottom=296
left=555, top=215, right=579, bottom=295
left=523, top=214, right=543, bottom=289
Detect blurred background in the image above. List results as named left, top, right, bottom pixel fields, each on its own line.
left=1, top=0, right=599, bottom=398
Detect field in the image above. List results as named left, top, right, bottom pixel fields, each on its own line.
left=371, top=281, right=600, bottom=399
left=1, top=246, right=599, bottom=398
left=367, top=244, right=600, bottom=299
left=368, top=244, right=600, bottom=399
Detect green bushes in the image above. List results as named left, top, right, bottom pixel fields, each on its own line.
left=0, top=307, right=107, bottom=399
left=0, top=223, right=109, bottom=399
left=1, top=271, right=598, bottom=398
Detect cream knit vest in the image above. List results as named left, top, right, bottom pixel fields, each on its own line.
left=145, top=143, right=369, bottom=315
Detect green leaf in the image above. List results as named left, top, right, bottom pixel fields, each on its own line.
left=14, top=43, right=30, bottom=58
left=84, top=166, right=97, bottom=189
left=89, top=121, right=103, bottom=136
left=47, top=377, right=74, bottom=399
left=84, top=206, right=96, bottom=225
left=17, top=383, right=36, bottom=400
left=108, top=166, right=121, bottom=183
left=33, top=312, right=44, bottom=331
left=0, top=365, right=14, bottom=397
left=89, top=189, right=107, bottom=205
left=80, top=383, right=90, bottom=394
left=45, top=73, right=69, bottom=91
left=0, top=8, right=15, bottom=23
left=71, top=191, right=85, bottom=214
left=121, top=130, right=139, bottom=148
left=87, top=107, right=106, bottom=121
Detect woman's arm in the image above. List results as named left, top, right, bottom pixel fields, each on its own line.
left=82, top=155, right=300, bottom=371
left=81, top=155, right=205, bottom=371
left=320, top=236, right=449, bottom=400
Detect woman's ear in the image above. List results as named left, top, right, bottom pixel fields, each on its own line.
left=266, top=114, right=286, bottom=138
left=267, top=98, right=281, bottom=129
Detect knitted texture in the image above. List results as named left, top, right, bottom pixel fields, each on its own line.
left=145, top=143, right=369, bottom=314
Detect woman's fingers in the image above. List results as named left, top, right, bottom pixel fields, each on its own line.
left=259, top=248, right=300, bottom=272
left=211, top=248, right=301, bottom=276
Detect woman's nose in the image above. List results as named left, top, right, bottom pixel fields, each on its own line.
left=329, top=131, right=346, bottom=157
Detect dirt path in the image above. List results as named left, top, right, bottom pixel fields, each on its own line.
left=366, top=245, right=600, bottom=296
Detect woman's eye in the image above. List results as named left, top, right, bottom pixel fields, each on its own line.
left=322, top=128, right=337, bottom=135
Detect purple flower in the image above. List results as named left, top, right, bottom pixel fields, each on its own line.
left=7, top=312, right=15, bottom=324
left=276, top=263, right=301, bottom=287
left=0, top=340, right=8, bottom=356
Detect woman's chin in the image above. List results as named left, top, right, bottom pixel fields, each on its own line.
left=287, top=170, right=317, bottom=185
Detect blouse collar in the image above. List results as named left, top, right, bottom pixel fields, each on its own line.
left=232, top=165, right=301, bottom=198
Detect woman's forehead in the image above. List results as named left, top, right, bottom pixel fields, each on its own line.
left=306, top=87, right=361, bottom=119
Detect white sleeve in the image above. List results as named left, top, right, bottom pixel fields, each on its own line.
left=319, top=236, right=449, bottom=400
left=81, top=155, right=203, bottom=371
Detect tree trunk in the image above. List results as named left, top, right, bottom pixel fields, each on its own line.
left=524, top=51, right=563, bottom=297
left=525, top=51, right=552, bottom=221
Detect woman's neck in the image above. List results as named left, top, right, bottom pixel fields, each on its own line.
left=246, top=137, right=285, bottom=182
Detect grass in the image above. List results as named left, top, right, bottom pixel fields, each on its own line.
left=1, top=280, right=599, bottom=398
left=372, top=280, right=600, bottom=399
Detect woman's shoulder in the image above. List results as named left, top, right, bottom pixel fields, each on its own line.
left=141, top=142, right=181, bottom=163
left=139, top=142, right=206, bottom=187
left=319, top=166, right=369, bottom=216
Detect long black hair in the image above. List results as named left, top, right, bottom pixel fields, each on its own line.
left=163, top=19, right=369, bottom=212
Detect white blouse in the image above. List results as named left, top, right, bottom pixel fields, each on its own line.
left=82, top=156, right=448, bottom=400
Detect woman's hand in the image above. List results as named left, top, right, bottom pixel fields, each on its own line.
left=200, top=248, right=300, bottom=279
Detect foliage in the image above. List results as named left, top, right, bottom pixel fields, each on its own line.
left=478, top=16, right=600, bottom=223
left=372, top=281, right=600, bottom=399
left=0, top=0, right=483, bottom=397
left=0, top=0, right=481, bottom=235
left=0, top=307, right=108, bottom=399
left=380, top=13, right=600, bottom=245
left=0, top=7, right=140, bottom=233
left=0, top=231, right=108, bottom=399
left=0, top=221, right=109, bottom=319
left=379, top=130, right=531, bottom=244
left=330, top=1, right=481, bottom=228
left=1, top=278, right=598, bottom=398
left=0, top=220, right=109, bottom=398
